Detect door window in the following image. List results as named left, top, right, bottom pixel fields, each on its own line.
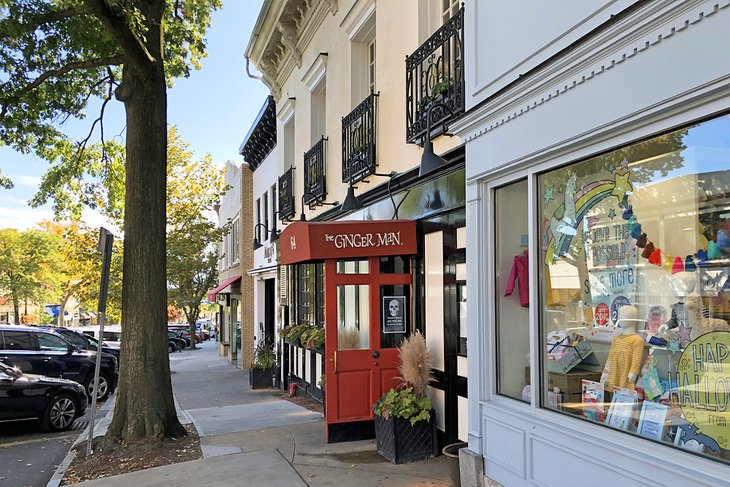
left=380, top=285, right=410, bottom=348
left=337, top=284, right=370, bottom=350
left=337, top=259, right=369, bottom=274
left=1, top=331, right=34, bottom=350
left=37, top=333, right=70, bottom=351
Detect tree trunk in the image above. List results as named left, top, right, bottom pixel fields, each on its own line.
left=58, top=294, right=69, bottom=328
left=187, top=306, right=199, bottom=349
left=103, top=31, right=185, bottom=446
left=12, top=296, right=19, bottom=324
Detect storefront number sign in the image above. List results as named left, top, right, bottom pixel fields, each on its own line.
left=383, top=296, right=406, bottom=334
left=677, top=331, right=730, bottom=452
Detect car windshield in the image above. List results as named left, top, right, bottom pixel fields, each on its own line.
left=58, top=330, right=87, bottom=349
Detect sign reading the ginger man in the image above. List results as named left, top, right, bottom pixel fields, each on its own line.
left=382, top=296, right=406, bottom=334
left=677, top=331, right=730, bottom=452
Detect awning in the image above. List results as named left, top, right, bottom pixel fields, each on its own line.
left=207, top=275, right=242, bottom=302
left=280, top=220, right=417, bottom=265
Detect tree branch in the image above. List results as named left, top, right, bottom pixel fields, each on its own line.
left=82, top=0, right=157, bottom=69
left=0, top=7, right=90, bottom=40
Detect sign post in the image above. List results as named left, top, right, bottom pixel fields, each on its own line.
left=86, top=227, right=114, bottom=456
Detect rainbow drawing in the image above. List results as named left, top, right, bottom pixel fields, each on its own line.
left=545, top=179, right=616, bottom=263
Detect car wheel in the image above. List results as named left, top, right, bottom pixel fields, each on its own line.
left=44, top=394, right=77, bottom=432
left=86, top=371, right=111, bottom=401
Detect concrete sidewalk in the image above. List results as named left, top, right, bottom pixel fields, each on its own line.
left=72, top=340, right=451, bottom=486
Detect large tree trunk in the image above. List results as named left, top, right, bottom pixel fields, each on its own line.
left=12, top=296, right=19, bottom=324
left=103, top=9, right=185, bottom=446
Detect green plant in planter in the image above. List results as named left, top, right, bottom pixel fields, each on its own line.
left=374, top=387, right=431, bottom=426
left=375, top=330, right=434, bottom=424
left=430, top=78, right=454, bottom=98
left=287, top=324, right=311, bottom=342
left=252, top=340, right=275, bottom=369
left=301, top=326, right=325, bottom=350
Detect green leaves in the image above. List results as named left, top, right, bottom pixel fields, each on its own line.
left=373, top=387, right=432, bottom=426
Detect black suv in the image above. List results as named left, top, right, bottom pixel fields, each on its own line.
left=46, top=327, right=121, bottom=363
left=0, top=326, right=118, bottom=400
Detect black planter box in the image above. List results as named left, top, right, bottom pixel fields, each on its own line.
left=249, top=367, right=274, bottom=389
left=374, top=410, right=437, bottom=464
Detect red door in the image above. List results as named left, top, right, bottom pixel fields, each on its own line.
left=324, top=256, right=412, bottom=441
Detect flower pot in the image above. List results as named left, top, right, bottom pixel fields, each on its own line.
left=442, top=442, right=467, bottom=487
left=374, top=410, right=437, bottom=464
left=249, top=367, right=274, bottom=389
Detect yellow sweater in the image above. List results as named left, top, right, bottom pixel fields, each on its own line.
left=605, top=333, right=644, bottom=389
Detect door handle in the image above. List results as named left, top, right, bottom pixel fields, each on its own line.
left=372, top=350, right=380, bottom=359
left=330, top=350, right=337, bottom=373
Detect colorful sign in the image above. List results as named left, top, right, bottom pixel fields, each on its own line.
left=595, top=303, right=610, bottom=326
left=677, top=331, right=730, bottom=451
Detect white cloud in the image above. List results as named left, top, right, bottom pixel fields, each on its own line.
left=12, top=175, right=42, bottom=187
left=0, top=207, right=54, bottom=230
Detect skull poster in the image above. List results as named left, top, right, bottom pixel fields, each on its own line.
left=383, top=295, right=406, bottom=334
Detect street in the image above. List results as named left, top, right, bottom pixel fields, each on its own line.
left=0, top=413, right=87, bottom=487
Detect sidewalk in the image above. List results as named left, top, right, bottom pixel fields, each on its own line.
left=72, top=340, right=451, bottom=486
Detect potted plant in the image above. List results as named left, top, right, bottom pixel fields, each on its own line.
left=373, top=330, right=437, bottom=464
left=301, top=326, right=325, bottom=352
left=249, top=339, right=275, bottom=389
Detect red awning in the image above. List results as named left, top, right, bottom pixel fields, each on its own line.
left=280, top=220, right=417, bottom=265
left=207, top=275, right=242, bottom=302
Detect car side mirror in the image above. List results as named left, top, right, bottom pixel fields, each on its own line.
left=67, top=345, right=77, bottom=355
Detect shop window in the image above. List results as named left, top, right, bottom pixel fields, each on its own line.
left=495, top=179, right=530, bottom=401
left=295, top=262, right=325, bottom=327
left=337, top=284, right=370, bottom=350
left=337, top=259, right=369, bottom=274
left=380, top=256, right=410, bottom=274
left=538, top=114, right=730, bottom=464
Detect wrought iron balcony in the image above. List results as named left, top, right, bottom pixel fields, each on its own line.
left=342, top=92, right=378, bottom=184
left=303, top=137, right=328, bottom=205
left=405, top=6, right=464, bottom=144
left=278, top=166, right=295, bottom=221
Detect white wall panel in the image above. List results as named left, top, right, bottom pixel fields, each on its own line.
left=457, top=355, right=468, bottom=378
left=424, top=231, right=445, bottom=370
left=427, top=386, right=446, bottom=432
left=458, top=395, right=468, bottom=442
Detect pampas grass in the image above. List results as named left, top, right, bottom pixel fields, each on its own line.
left=397, top=330, right=433, bottom=397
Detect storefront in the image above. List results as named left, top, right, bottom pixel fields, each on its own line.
left=208, top=275, right=242, bottom=363
left=455, top=2, right=730, bottom=484
left=278, top=162, right=468, bottom=445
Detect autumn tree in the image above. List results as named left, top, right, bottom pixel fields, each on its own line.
left=0, top=228, right=58, bottom=323
left=0, top=0, right=222, bottom=446
left=166, top=129, right=226, bottom=349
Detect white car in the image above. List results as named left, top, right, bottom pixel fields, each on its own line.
left=73, top=325, right=122, bottom=349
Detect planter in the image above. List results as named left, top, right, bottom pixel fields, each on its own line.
left=374, top=410, right=437, bottom=464
left=442, top=442, right=467, bottom=487
left=249, top=367, right=274, bottom=389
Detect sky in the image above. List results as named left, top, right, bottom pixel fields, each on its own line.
left=0, top=1, right=269, bottom=231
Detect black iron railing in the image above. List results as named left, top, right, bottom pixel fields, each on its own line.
left=278, top=167, right=295, bottom=220
left=303, top=137, right=327, bottom=205
left=405, top=6, right=464, bottom=144
left=342, top=92, right=378, bottom=184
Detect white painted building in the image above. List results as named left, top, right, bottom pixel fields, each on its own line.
left=453, top=1, right=730, bottom=485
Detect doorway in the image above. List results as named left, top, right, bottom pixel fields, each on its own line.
left=264, top=278, right=276, bottom=345
left=324, top=256, right=412, bottom=442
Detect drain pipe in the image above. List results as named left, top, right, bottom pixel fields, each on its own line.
left=245, top=57, right=263, bottom=81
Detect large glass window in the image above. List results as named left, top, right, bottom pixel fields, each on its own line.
left=538, top=114, right=730, bottom=464
left=495, top=180, right=530, bottom=401
left=295, top=262, right=324, bottom=327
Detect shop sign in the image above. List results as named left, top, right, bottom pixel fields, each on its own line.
left=280, top=220, right=417, bottom=264
left=382, top=296, right=406, bottom=334
left=676, top=331, right=730, bottom=452
left=264, top=244, right=275, bottom=262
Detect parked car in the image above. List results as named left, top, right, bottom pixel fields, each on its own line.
left=168, top=331, right=185, bottom=353
left=42, top=327, right=121, bottom=363
left=0, top=361, right=88, bottom=431
left=75, top=326, right=122, bottom=349
left=168, top=329, right=190, bottom=348
left=0, top=325, right=118, bottom=400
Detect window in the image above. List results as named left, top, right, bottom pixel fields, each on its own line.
left=256, top=198, right=261, bottom=244
left=231, top=217, right=240, bottom=263
left=295, top=263, right=325, bottom=327
left=263, top=192, right=269, bottom=239
left=419, top=0, right=459, bottom=42
left=1, top=331, right=33, bottom=350
left=270, top=184, right=277, bottom=233
left=37, top=333, right=69, bottom=351
left=350, top=10, right=376, bottom=106
left=311, top=80, right=326, bottom=146
left=537, top=113, right=730, bottom=464
left=495, top=179, right=529, bottom=401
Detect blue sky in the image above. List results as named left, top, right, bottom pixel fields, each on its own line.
left=0, top=0, right=268, bottom=230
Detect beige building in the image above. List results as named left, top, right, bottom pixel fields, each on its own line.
left=244, top=0, right=468, bottom=446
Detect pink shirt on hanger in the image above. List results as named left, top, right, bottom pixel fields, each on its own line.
left=504, top=250, right=529, bottom=307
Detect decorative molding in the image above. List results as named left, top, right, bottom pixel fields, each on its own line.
left=322, top=0, right=338, bottom=15
left=340, top=0, right=375, bottom=40
left=277, top=20, right=302, bottom=68
left=277, top=97, right=296, bottom=124
left=258, top=59, right=281, bottom=99
left=452, top=0, right=730, bottom=143
left=302, top=53, right=328, bottom=91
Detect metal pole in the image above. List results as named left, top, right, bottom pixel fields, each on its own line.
left=86, top=227, right=114, bottom=456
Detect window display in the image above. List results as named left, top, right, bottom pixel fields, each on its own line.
left=538, top=114, right=730, bottom=464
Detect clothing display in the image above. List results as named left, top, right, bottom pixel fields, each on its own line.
left=603, top=333, right=645, bottom=389
left=504, top=250, right=529, bottom=307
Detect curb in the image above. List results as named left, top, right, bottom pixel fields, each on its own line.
left=46, top=395, right=116, bottom=487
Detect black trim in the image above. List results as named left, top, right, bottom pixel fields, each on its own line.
left=328, top=420, right=375, bottom=443
left=240, top=95, right=277, bottom=171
